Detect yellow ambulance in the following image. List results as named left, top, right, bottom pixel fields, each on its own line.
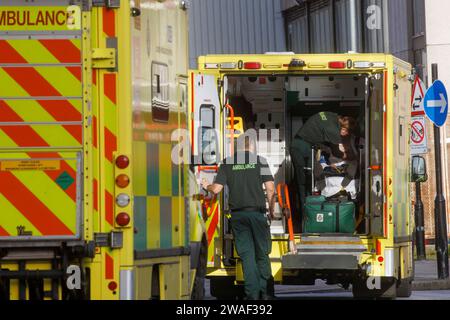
left=191, top=53, right=414, bottom=299
left=0, top=0, right=206, bottom=300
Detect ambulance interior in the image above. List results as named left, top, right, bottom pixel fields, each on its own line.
left=224, top=74, right=369, bottom=236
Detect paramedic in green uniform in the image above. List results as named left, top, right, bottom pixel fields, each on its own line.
left=201, top=135, right=275, bottom=300
left=291, top=112, right=355, bottom=208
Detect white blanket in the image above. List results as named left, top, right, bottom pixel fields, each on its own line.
left=321, top=177, right=358, bottom=199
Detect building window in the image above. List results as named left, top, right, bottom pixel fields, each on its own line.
left=413, top=0, right=426, bottom=36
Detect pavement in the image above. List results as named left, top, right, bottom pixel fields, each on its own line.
left=412, top=259, right=450, bottom=291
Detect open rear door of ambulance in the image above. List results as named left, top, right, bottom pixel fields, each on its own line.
left=190, top=70, right=229, bottom=267
left=0, top=2, right=84, bottom=244
left=366, top=72, right=385, bottom=238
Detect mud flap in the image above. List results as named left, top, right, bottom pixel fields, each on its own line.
left=352, top=276, right=397, bottom=299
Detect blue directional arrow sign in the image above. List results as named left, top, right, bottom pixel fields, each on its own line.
left=424, top=80, right=448, bottom=127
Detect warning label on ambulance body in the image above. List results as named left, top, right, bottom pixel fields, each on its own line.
left=0, top=160, right=60, bottom=172
left=0, top=6, right=80, bottom=31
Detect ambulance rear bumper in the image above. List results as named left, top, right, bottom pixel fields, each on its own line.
left=282, top=253, right=359, bottom=270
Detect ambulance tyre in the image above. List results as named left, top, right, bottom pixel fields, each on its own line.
left=0, top=276, right=9, bottom=300
left=396, top=277, right=413, bottom=298
left=191, top=237, right=208, bottom=300
left=396, top=244, right=413, bottom=298
left=352, top=276, right=397, bottom=300
left=210, top=277, right=245, bottom=300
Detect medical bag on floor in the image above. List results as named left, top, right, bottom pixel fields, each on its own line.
left=303, top=195, right=356, bottom=234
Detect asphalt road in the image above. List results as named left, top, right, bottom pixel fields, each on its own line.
left=275, top=287, right=450, bottom=300
left=205, top=280, right=450, bottom=300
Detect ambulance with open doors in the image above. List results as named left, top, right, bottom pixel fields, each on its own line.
left=190, top=53, right=414, bottom=299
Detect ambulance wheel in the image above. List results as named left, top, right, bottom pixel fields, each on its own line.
left=396, top=278, right=413, bottom=298
left=191, top=238, right=208, bottom=300
left=0, top=275, right=9, bottom=300
left=210, top=277, right=244, bottom=300
left=192, top=274, right=205, bottom=300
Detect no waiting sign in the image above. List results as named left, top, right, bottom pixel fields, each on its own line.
left=411, top=116, right=428, bottom=155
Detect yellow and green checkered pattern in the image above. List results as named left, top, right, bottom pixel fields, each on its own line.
left=133, top=141, right=188, bottom=250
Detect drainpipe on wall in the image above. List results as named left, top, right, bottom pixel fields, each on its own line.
left=382, top=0, right=390, bottom=53
left=349, top=0, right=358, bottom=52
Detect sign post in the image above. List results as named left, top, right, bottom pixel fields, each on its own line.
left=424, top=64, right=449, bottom=279
left=411, top=76, right=427, bottom=260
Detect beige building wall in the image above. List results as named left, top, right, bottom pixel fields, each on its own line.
left=422, top=0, right=450, bottom=238
left=279, top=0, right=449, bottom=239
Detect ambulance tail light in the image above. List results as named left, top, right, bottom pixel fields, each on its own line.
left=376, top=239, right=385, bottom=263
left=116, top=212, right=131, bottom=227
left=329, top=61, right=346, bottom=69
left=116, top=155, right=130, bottom=169
left=116, top=194, right=130, bottom=208
left=244, top=62, right=262, bottom=70
left=116, top=174, right=130, bottom=188
left=108, top=281, right=118, bottom=292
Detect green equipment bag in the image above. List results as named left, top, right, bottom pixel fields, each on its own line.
left=303, top=195, right=356, bottom=234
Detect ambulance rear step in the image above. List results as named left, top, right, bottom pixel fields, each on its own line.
left=295, top=235, right=367, bottom=252
left=282, top=236, right=367, bottom=270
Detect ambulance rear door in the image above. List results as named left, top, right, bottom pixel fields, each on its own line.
left=0, top=2, right=84, bottom=243
left=189, top=70, right=223, bottom=266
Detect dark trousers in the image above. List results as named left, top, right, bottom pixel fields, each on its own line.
left=230, top=211, right=272, bottom=300
left=290, top=137, right=312, bottom=209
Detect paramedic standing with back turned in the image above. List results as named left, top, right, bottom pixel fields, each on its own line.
left=201, top=135, right=275, bottom=300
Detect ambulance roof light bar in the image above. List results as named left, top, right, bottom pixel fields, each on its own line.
left=353, top=61, right=386, bottom=69
left=265, top=52, right=295, bottom=55
left=329, top=61, right=347, bottom=69
left=243, top=62, right=262, bottom=70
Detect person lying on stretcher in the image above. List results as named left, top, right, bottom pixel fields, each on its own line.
left=314, top=129, right=359, bottom=198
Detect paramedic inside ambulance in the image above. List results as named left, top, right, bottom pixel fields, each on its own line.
left=290, top=112, right=356, bottom=209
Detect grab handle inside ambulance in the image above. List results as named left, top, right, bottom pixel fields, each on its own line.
left=225, top=104, right=235, bottom=155
left=277, top=183, right=296, bottom=254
